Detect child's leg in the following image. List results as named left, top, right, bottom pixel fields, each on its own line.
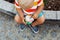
left=31, top=15, right=45, bottom=27
left=14, top=14, right=22, bottom=24
left=15, top=14, right=26, bottom=31
left=31, top=11, right=45, bottom=27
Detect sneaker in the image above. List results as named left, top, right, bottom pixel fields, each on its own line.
left=28, top=25, right=39, bottom=33
left=19, top=24, right=26, bottom=31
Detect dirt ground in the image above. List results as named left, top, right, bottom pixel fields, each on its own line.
left=44, top=0, right=60, bottom=11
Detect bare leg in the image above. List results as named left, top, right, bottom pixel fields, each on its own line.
left=14, top=15, right=26, bottom=31
left=14, top=15, right=22, bottom=24
left=31, top=15, right=45, bottom=27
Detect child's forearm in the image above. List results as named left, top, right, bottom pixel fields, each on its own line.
left=34, top=3, right=44, bottom=15
left=16, top=8, right=24, bottom=19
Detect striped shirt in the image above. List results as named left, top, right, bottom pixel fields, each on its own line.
left=15, top=0, right=43, bottom=14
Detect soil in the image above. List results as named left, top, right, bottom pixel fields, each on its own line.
left=5, top=0, right=60, bottom=11
left=44, top=0, right=60, bottom=11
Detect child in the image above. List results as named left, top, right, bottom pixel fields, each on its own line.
left=14, top=0, right=45, bottom=33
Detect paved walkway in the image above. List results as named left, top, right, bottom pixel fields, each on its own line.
left=0, top=13, right=60, bottom=40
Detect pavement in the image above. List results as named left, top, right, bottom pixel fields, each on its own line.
left=0, top=12, right=60, bottom=40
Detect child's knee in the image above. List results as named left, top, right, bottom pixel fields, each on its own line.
left=41, top=18, right=45, bottom=24
left=38, top=16, right=45, bottom=24
left=14, top=15, right=21, bottom=23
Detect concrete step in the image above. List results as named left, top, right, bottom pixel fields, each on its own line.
left=0, top=0, right=60, bottom=20
left=43, top=10, right=57, bottom=20
left=0, top=0, right=17, bottom=16
left=57, top=11, right=60, bottom=20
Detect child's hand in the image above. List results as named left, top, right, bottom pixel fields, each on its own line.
left=32, top=14, right=38, bottom=19
left=22, top=20, right=26, bottom=25
left=21, top=17, right=26, bottom=25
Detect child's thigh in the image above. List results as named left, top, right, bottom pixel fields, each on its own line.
left=37, top=15, right=45, bottom=24
left=38, top=11, right=44, bottom=18
left=37, top=12, right=45, bottom=23
left=15, top=14, right=22, bottom=23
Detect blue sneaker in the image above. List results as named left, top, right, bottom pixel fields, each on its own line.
left=29, top=25, right=39, bottom=33
left=19, top=24, right=26, bottom=31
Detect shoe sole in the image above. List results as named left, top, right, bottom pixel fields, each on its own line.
left=19, top=26, right=26, bottom=31
left=28, top=25, right=39, bottom=33
left=19, top=27, right=26, bottom=31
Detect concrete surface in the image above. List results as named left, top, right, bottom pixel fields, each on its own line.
left=57, top=11, right=60, bottom=20
left=43, top=10, right=57, bottom=19
left=0, top=0, right=60, bottom=20
left=0, top=0, right=17, bottom=16
left=0, top=12, right=60, bottom=40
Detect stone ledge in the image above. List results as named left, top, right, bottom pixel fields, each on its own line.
left=0, top=8, right=16, bottom=16
left=57, top=11, right=60, bottom=20
left=0, top=0, right=17, bottom=16
left=0, top=0, right=60, bottom=20
left=43, top=10, right=57, bottom=19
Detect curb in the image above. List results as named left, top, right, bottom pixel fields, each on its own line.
left=0, top=0, right=60, bottom=20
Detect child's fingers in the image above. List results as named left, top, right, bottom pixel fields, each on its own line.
left=32, top=14, right=38, bottom=19
left=23, top=20, right=26, bottom=25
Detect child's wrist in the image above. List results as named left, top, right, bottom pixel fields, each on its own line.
left=32, top=14, right=38, bottom=19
